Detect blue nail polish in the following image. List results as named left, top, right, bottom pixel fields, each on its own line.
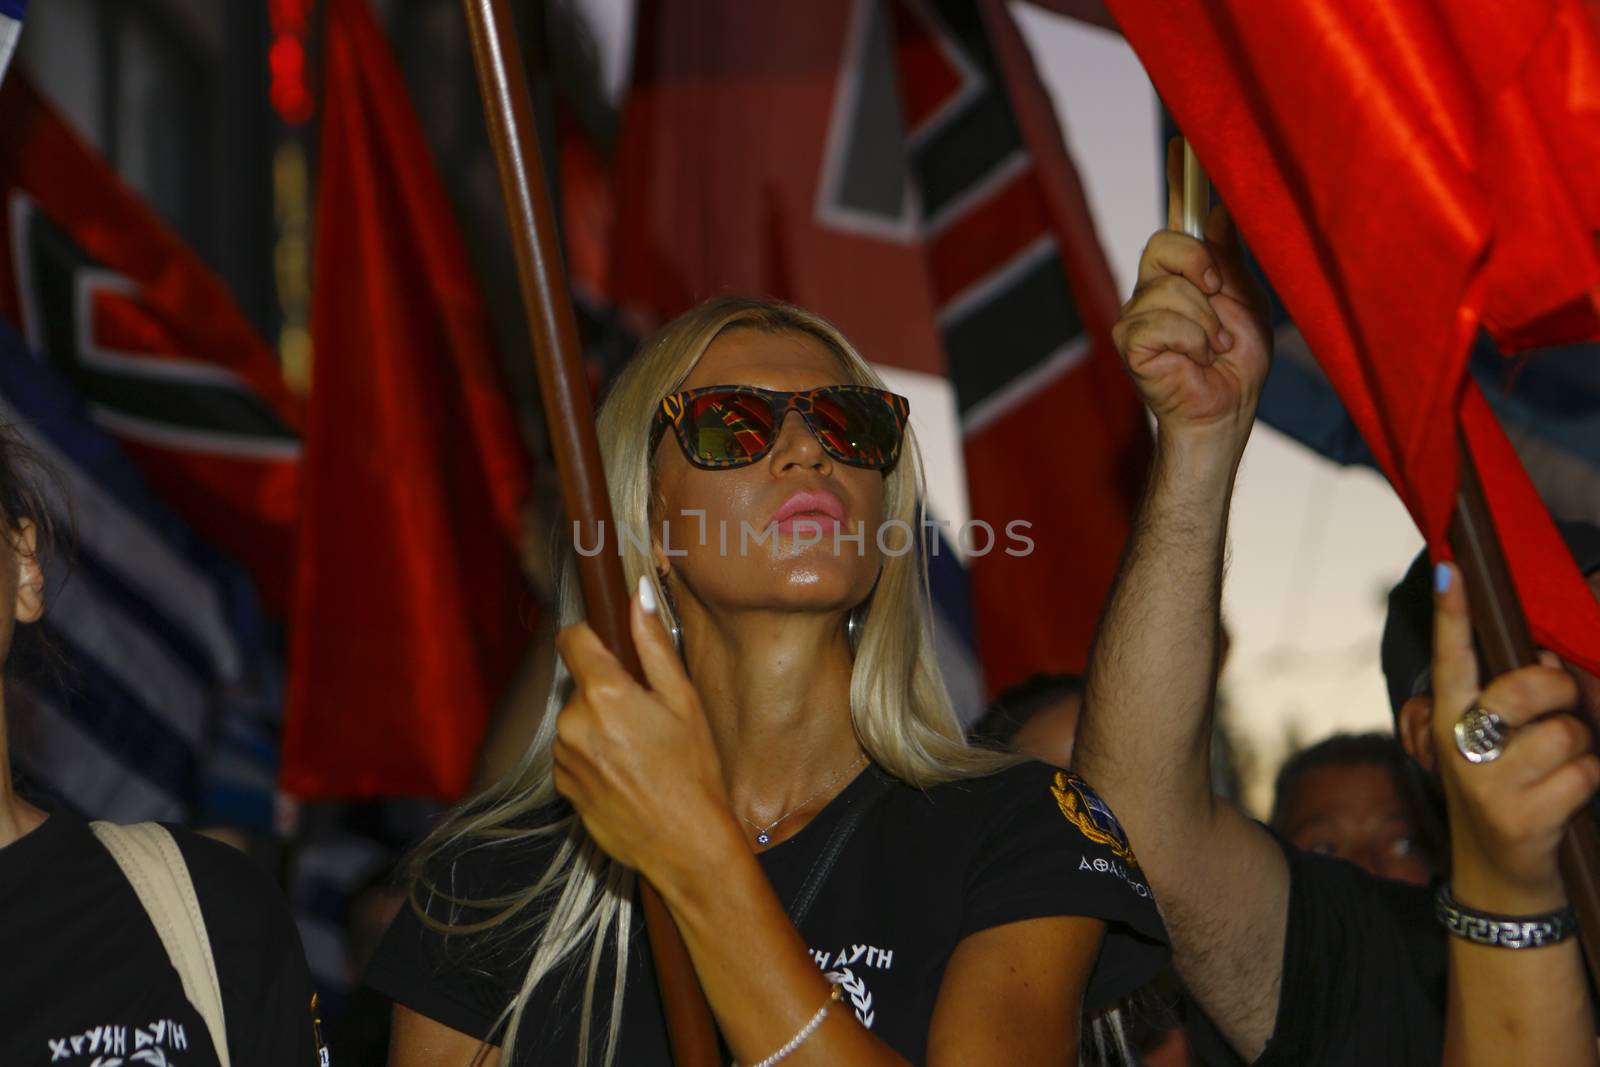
left=1434, top=562, right=1451, bottom=594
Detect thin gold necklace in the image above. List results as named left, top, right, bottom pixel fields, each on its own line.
left=739, top=752, right=867, bottom=846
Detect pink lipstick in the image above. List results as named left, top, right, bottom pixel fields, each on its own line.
left=769, top=489, right=846, bottom=535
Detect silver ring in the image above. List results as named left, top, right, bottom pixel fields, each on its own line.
left=1454, top=704, right=1507, bottom=764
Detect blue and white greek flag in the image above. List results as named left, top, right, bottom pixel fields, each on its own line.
left=0, top=315, right=282, bottom=828
left=0, top=2, right=25, bottom=88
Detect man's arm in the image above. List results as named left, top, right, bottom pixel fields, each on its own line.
left=1074, top=142, right=1285, bottom=1060
left=1077, top=428, right=1287, bottom=1059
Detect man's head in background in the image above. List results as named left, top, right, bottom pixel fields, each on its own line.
left=1270, top=732, right=1429, bottom=885
left=971, top=673, right=1084, bottom=768
left=1380, top=520, right=1600, bottom=875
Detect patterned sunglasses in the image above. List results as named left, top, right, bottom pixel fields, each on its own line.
left=651, top=384, right=910, bottom=471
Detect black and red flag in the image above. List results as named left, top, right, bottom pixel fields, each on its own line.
left=0, top=73, right=302, bottom=609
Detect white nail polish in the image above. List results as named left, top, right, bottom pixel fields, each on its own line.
left=638, top=575, right=658, bottom=614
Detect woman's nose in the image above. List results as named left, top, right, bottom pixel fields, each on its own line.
left=767, top=410, right=831, bottom=471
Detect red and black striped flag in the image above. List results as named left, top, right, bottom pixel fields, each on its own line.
left=0, top=72, right=302, bottom=609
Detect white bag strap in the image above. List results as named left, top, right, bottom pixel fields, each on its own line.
left=91, top=821, right=231, bottom=1067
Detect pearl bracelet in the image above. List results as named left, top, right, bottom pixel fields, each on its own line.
left=736, top=981, right=846, bottom=1067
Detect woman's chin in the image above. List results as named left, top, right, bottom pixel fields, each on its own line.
left=695, top=566, right=870, bottom=618
left=772, top=558, right=876, bottom=601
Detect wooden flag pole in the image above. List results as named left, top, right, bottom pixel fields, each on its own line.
left=1180, top=138, right=1600, bottom=979
left=458, top=2, right=721, bottom=1063
left=1448, top=435, right=1600, bottom=976
left=1180, top=141, right=1209, bottom=240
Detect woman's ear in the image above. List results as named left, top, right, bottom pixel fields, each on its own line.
left=650, top=537, right=672, bottom=583
left=1397, top=694, right=1437, bottom=774
left=11, top=519, right=42, bottom=624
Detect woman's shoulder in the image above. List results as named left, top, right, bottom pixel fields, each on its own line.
left=29, top=815, right=300, bottom=953
left=164, top=825, right=313, bottom=978
left=924, top=761, right=1169, bottom=1009
left=897, top=760, right=1155, bottom=914
left=922, top=759, right=1118, bottom=822
left=164, top=825, right=328, bottom=1059
left=410, top=816, right=576, bottom=917
left=384, top=809, right=584, bottom=982
left=891, top=760, right=1144, bottom=874
left=365, top=813, right=587, bottom=1042
left=163, top=825, right=301, bottom=938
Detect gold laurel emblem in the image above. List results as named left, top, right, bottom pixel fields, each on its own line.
left=311, top=992, right=330, bottom=1065
left=1051, top=771, right=1136, bottom=864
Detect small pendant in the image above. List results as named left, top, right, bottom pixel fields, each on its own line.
left=757, top=832, right=771, bottom=845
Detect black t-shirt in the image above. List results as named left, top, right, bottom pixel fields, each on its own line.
left=0, top=811, right=328, bottom=1067
left=367, top=761, right=1168, bottom=1064
left=1186, top=835, right=1444, bottom=1067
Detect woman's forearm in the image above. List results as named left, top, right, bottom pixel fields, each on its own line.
left=650, top=817, right=910, bottom=1066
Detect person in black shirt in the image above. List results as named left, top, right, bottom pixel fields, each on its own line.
left=1078, top=143, right=1600, bottom=1067
left=372, top=762, right=1164, bottom=1064
left=1181, top=536, right=1600, bottom=1067
left=0, top=425, right=327, bottom=1066
left=368, top=297, right=1167, bottom=1066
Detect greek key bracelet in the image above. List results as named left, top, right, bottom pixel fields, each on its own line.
left=1435, top=883, right=1578, bottom=949
left=734, top=981, right=846, bottom=1067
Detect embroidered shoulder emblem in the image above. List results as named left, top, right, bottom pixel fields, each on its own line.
left=1051, top=771, right=1137, bottom=864
left=312, top=991, right=331, bottom=1065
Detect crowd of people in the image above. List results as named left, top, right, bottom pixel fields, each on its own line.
left=2, top=173, right=1598, bottom=1067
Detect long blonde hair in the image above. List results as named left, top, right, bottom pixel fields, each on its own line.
left=408, top=297, right=1012, bottom=1064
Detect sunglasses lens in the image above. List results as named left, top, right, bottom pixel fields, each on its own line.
left=809, top=389, right=904, bottom=468
left=683, top=390, right=778, bottom=465
left=664, top=387, right=906, bottom=469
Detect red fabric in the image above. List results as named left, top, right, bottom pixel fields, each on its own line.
left=558, top=108, right=614, bottom=304
left=1107, top=0, right=1600, bottom=671
left=282, top=0, right=532, bottom=799
left=0, top=74, right=301, bottom=607
left=611, top=1, right=948, bottom=377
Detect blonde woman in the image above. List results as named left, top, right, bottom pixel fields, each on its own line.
left=368, top=298, right=1166, bottom=1066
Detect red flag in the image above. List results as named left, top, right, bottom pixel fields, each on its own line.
left=281, top=0, right=532, bottom=799
left=1106, top=0, right=1600, bottom=671
left=0, top=73, right=302, bottom=608
left=609, top=0, right=1149, bottom=696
